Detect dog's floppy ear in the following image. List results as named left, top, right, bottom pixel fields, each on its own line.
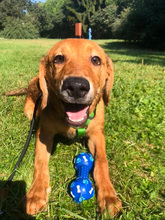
left=103, top=56, right=114, bottom=106
left=38, top=55, right=49, bottom=110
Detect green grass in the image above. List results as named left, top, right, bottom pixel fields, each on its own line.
left=0, top=39, right=165, bottom=219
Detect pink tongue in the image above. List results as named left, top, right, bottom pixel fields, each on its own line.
left=66, top=106, right=88, bottom=121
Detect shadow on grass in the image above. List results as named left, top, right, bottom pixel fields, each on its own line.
left=51, top=135, right=88, bottom=155
left=0, top=181, right=35, bottom=220
left=101, top=41, right=165, bottom=66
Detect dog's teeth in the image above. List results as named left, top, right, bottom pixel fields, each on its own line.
left=69, top=117, right=84, bottom=122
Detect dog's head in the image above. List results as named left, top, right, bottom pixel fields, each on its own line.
left=39, top=39, right=113, bottom=127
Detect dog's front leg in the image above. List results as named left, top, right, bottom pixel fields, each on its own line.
left=25, top=128, right=54, bottom=215
left=88, top=131, right=122, bottom=216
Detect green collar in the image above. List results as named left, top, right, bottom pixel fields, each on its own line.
left=76, top=107, right=97, bottom=139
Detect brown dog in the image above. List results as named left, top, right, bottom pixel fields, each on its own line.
left=23, top=39, right=122, bottom=216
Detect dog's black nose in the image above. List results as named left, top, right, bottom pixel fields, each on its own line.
left=62, top=77, right=90, bottom=98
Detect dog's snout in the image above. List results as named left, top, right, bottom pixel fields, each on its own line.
left=62, top=77, right=90, bottom=98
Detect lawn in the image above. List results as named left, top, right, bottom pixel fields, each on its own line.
left=0, top=39, right=165, bottom=220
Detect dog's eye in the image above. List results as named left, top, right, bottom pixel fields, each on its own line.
left=91, top=56, right=101, bottom=66
left=54, top=55, right=64, bottom=64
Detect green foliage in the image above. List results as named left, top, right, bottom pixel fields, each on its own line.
left=1, top=19, right=39, bottom=39
left=26, top=1, right=53, bottom=37
left=0, top=0, right=53, bottom=38
left=112, top=0, right=165, bottom=47
left=0, top=0, right=27, bottom=30
left=66, top=0, right=105, bottom=34
left=0, top=0, right=27, bottom=18
left=90, top=4, right=117, bottom=39
left=0, top=0, right=165, bottom=46
left=44, top=9, right=72, bottom=38
left=41, top=0, right=70, bottom=38
left=112, top=7, right=132, bottom=39
left=44, top=0, right=67, bottom=16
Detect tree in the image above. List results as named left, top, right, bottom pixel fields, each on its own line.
left=44, top=0, right=67, bottom=16
left=0, top=0, right=53, bottom=38
left=90, top=4, right=117, bottom=39
left=26, top=1, right=53, bottom=37
left=0, top=0, right=27, bottom=18
left=66, top=0, right=105, bottom=34
left=43, top=0, right=70, bottom=38
left=0, top=0, right=27, bottom=30
left=112, top=0, right=165, bottom=47
left=0, top=0, right=43, bottom=38
left=1, top=18, right=39, bottom=39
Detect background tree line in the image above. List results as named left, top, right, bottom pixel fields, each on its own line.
left=0, top=0, right=164, bottom=48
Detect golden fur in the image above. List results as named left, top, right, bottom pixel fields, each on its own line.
left=23, top=39, right=122, bottom=216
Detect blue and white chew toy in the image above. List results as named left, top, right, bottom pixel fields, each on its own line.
left=70, top=153, right=95, bottom=203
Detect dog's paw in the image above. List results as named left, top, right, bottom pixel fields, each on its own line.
left=24, top=187, right=50, bottom=215
left=97, top=189, right=122, bottom=216
left=25, top=196, right=47, bottom=215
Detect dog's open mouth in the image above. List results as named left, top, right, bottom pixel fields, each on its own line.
left=63, top=102, right=89, bottom=127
